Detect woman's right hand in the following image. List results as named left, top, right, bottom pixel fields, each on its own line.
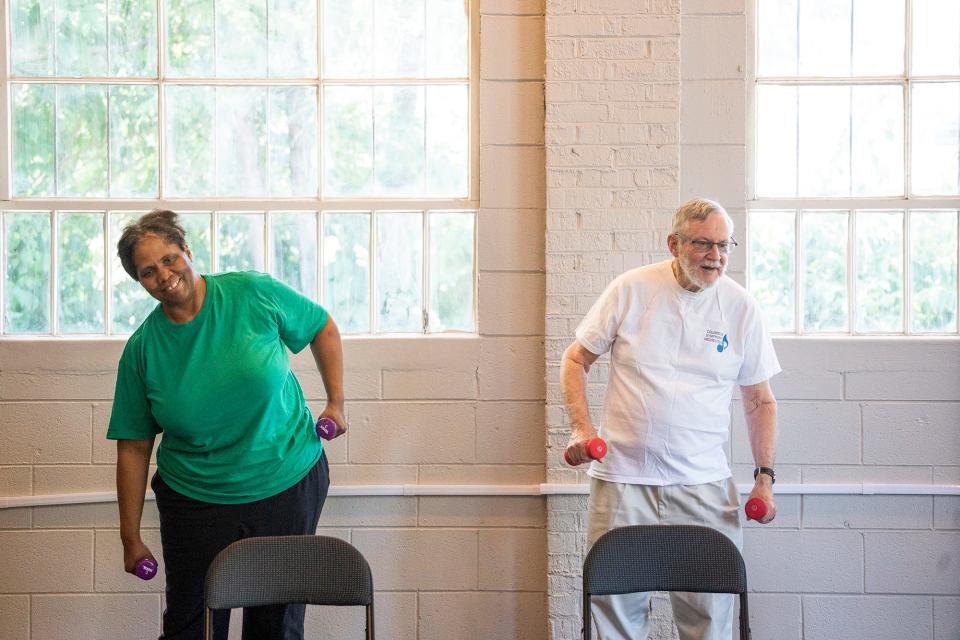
left=122, top=537, right=156, bottom=575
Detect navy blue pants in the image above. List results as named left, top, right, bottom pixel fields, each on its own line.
left=152, top=452, right=329, bottom=640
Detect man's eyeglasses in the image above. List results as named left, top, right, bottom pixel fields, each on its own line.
left=677, top=235, right=738, bottom=254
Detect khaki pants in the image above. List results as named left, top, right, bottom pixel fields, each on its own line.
left=586, top=477, right=742, bottom=640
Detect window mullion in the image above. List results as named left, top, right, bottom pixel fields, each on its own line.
left=422, top=209, right=429, bottom=333
left=370, top=210, right=378, bottom=333
left=904, top=209, right=912, bottom=334
left=848, top=208, right=856, bottom=334
left=103, top=209, right=112, bottom=335
left=50, top=210, right=59, bottom=335
left=795, top=208, right=803, bottom=335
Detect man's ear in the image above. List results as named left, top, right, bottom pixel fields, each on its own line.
left=667, top=233, right=679, bottom=257
left=185, top=244, right=193, bottom=261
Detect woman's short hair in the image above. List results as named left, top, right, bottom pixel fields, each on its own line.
left=117, top=209, right=188, bottom=281
left=671, top=198, right=734, bottom=237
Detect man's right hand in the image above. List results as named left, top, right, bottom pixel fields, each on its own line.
left=564, top=430, right=601, bottom=465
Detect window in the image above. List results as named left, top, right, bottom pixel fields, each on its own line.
left=749, top=0, right=959, bottom=335
left=1, top=0, right=477, bottom=335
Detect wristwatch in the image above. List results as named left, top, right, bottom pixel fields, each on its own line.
left=753, top=466, right=776, bottom=484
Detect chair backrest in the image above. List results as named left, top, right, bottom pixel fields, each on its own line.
left=583, top=525, right=747, bottom=597
left=204, top=535, right=374, bottom=610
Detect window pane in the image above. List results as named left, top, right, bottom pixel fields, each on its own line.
left=323, top=212, right=370, bottom=333
left=913, top=0, right=960, bottom=76
left=269, top=87, right=318, bottom=196
left=56, top=0, right=107, bottom=76
left=851, top=0, right=903, bottom=75
left=12, top=83, right=55, bottom=197
left=757, top=0, right=797, bottom=76
left=755, top=85, right=797, bottom=197
left=110, top=211, right=156, bottom=334
left=271, top=212, right=317, bottom=300
left=429, top=211, right=474, bottom=331
left=851, top=85, right=903, bottom=196
left=911, top=211, right=958, bottom=332
left=268, top=0, right=317, bottom=77
left=855, top=211, right=903, bottom=332
left=165, top=85, right=215, bottom=196
left=912, top=82, right=960, bottom=196
left=426, top=84, right=469, bottom=197
left=10, top=0, right=55, bottom=75
left=58, top=212, right=105, bottom=333
left=749, top=210, right=796, bottom=332
left=179, top=212, right=212, bottom=273
left=110, top=85, right=159, bottom=197
left=216, top=0, right=267, bottom=77
left=799, top=0, right=851, bottom=76
left=426, top=0, right=468, bottom=77
left=324, top=86, right=373, bottom=196
left=3, top=212, right=51, bottom=333
left=376, top=212, right=422, bottom=332
left=323, top=0, right=373, bottom=78
left=798, top=85, right=850, bottom=196
left=802, top=211, right=849, bottom=332
left=375, top=86, right=425, bottom=196
left=216, top=87, right=267, bottom=195
left=375, top=0, right=425, bottom=78
left=109, top=0, right=158, bottom=76
left=218, top=212, right=265, bottom=272
left=166, top=0, right=215, bottom=77
left=57, top=84, right=108, bottom=197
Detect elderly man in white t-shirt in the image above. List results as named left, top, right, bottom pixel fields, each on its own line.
left=560, top=198, right=780, bottom=640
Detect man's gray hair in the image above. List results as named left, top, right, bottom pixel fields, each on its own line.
left=670, top=198, right=734, bottom=236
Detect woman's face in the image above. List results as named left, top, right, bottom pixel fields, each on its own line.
left=132, top=233, right=199, bottom=306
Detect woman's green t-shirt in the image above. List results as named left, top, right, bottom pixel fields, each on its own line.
left=107, top=271, right=328, bottom=504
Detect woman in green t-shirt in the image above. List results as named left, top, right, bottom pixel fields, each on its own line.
left=108, top=209, right=346, bottom=640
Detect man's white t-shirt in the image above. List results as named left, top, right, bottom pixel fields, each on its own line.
left=575, top=259, right=781, bottom=486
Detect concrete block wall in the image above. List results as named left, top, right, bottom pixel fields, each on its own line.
left=545, top=1, right=960, bottom=640
left=0, top=1, right=548, bottom=638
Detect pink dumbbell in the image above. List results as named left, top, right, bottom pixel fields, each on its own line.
left=135, top=557, right=157, bottom=580
left=315, top=417, right=338, bottom=440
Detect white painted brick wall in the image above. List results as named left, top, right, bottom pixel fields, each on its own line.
left=543, top=0, right=960, bottom=639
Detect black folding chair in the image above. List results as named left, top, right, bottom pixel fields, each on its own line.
left=203, top=535, right=374, bottom=640
left=582, top=525, right=750, bottom=640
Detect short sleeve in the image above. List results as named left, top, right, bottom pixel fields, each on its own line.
left=107, top=337, right=161, bottom=440
left=575, top=275, right=628, bottom=356
left=258, top=274, right=329, bottom=353
left=737, top=301, right=781, bottom=386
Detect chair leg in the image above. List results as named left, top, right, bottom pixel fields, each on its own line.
left=366, top=603, right=375, bottom=640
left=203, top=607, right=212, bottom=640
left=582, top=594, right=591, bottom=640
left=739, top=594, right=751, bottom=640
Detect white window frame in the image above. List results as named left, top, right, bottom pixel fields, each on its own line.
left=0, top=0, right=481, bottom=337
left=746, top=0, right=960, bottom=336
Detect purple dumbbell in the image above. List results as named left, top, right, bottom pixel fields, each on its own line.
left=315, top=416, right=338, bottom=440
left=135, top=557, right=157, bottom=581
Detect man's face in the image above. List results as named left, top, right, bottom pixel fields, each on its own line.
left=669, top=213, right=732, bottom=291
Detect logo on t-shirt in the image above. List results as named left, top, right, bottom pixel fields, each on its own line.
left=704, top=330, right=729, bottom=352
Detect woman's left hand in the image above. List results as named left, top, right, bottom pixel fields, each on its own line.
left=318, top=403, right=347, bottom=438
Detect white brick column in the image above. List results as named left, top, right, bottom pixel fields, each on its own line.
left=545, top=1, right=681, bottom=638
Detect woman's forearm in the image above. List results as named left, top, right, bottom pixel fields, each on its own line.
left=116, top=438, right=155, bottom=544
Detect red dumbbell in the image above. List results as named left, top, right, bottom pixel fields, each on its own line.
left=744, top=497, right=768, bottom=521
left=563, top=437, right=608, bottom=466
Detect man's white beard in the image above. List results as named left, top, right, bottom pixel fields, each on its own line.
left=678, top=254, right=723, bottom=291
